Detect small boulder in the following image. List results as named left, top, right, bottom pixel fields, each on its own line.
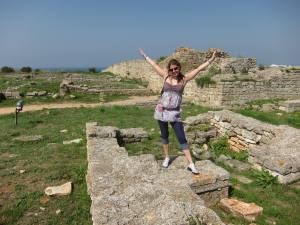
left=45, top=182, right=72, bottom=196
left=220, top=198, right=263, bottom=222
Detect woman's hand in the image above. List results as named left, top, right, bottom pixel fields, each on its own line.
left=138, top=48, right=167, bottom=77
left=211, top=50, right=217, bottom=60
left=139, top=48, right=147, bottom=59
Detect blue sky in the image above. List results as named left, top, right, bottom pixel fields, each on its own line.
left=0, top=0, right=299, bottom=68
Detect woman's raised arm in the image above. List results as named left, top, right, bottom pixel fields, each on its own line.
left=139, top=48, right=167, bottom=78
left=184, top=51, right=217, bottom=82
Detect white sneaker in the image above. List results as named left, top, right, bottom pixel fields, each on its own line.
left=187, top=163, right=199, bottom=174
left=162, top=157, right=170, bottom=168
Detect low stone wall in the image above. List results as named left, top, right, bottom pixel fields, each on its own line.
left=218, top=75, right=300, bottom=106
left=279, top=99, right=300, bottom=112
left=86, top=122, right=229, bottom=225
left=60, top=79, right=153, bottom=96
left=184, top=110, right=300, bottom=184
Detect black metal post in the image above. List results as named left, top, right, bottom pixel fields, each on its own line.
left=15, top=109, right=18, bottom=125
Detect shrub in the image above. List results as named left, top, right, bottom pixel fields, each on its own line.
left=1, top=66, right=15, bottom=73
left=208, top=136, right=229, bottom=157
left=20, top=66, right=32, bottom=73
left=34, top=69, right=41, bottom=74
left=195, top=75, right=216, bottom=88
left=240, top=67, right=249, bottom=74
left=88, top=67, right=97, bottom=73
left=252, top=169, right=278, bottom=187
left=208, top=136, right=249, bottom=161
left=195, top=65, right=220, bottom=88
left=157, top=56, right=167, bottom=63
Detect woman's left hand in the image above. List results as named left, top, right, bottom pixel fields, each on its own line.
left=211, top=50, right=217, bottom=59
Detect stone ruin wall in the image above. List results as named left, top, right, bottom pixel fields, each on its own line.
left=184, top=110, right=300, bottom=184
left=104, top=60, right=225, bottom=106
left=104, top=48, right=300, bottom=107
left=86, top=122, right=228, bottom=225
left=219, top=75, right=300, bottom=106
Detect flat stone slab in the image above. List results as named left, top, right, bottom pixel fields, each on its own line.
left=220, top=198, right=263, bottom=222
left=86, top=123, right=227, bottom=225
left=13, top=135, right=43, bottom=142
left=248, top=125, right=300, bottom=184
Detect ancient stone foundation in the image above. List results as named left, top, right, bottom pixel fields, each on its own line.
left=184, top=110, right=300, bottom=184
left=86, top=122, right=230, bottom=225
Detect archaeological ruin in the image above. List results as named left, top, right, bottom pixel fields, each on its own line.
left=104, top=47, right=300, bottom=107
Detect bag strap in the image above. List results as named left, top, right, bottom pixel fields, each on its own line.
left=160, top=75, right=169, bottom=96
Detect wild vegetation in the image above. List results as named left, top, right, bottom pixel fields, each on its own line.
left=195, top=64, right=221, bottom=88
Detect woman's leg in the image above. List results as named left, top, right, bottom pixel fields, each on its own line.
left=158, top=120, right=170, bottom=167
left=171, top=121, right=199, bottom=173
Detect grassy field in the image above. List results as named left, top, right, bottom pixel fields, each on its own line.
left=0, top=104, right=212, bottom=225
left=1, top=101, right=300, bottom=225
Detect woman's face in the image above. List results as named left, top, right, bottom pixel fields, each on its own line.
left=168, top=64, right=180, bottom=77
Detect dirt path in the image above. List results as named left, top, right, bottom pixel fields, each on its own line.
left=0, top=96, right=158, bottom=115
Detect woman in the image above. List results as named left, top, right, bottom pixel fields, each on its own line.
left=139, top=48, right=217, bottom=174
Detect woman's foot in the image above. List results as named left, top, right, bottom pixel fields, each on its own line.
left=187, top=163, right=199, bottom=174
left=162, top=157, right=170, bottom=168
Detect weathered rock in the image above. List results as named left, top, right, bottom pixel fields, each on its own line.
left=279, top=99, right=300, bottom=112
left=45, top=182, right=72, bottom=196
left=63, top=138, right=82, bottom=145
left=4, top=91, right=21, bottom=99
left=119, top=128, right=149, bottom=143
left=261, top=103, right=276, bottom=112
left=26, top=91, right=38, bottom=97
left=13, top=135, right=43, bottom=142
left=59, top=79, right=73, bottom=96
left=52, top=93, right=59, bottom=99
left=223, top=159, right=252, bottom=171
left=186, top=110, right=300, bottom=183
left=86, top=123, right=227, bottom=225
left=37, top=91, right=47, bottom=96
left=248, top=125, right=300, bottom=183
left=219, top=198, right=263, bottom=222
left=231, top=175, right=253, bottom=184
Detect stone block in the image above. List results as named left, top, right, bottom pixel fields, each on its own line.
left=220, top=198, right=263, bottom=222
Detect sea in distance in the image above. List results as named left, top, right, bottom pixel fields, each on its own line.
left=35, top=67, right=105, bottom=73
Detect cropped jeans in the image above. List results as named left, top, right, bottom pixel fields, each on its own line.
left=158, top=120, right=189, bottom=150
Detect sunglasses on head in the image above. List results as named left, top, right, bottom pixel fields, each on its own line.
left=169, top=67, right=179, bottom=72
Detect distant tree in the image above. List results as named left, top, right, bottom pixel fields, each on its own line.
left=34, top=68, right=41, bottom=74
left=1, top=66, right=15, bottom=73
left=20, top=66, right=32, bottom=73
left=156, top=56, right=167, bottom=63
left=88, top=67, right=97, bottom=73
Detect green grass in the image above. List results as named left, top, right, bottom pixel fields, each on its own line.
left=1, top=91, right=300, bottom=224
left=208, top=136, right=249, bottom=162
left=0, top=72, right=148, bottom=107
left=0, top=104, right=209, bottom=225
left=234, top=108, right=300, bottom=129
left=221, top=168, right=300, bottom=225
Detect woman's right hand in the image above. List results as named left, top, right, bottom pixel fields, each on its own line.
left=139, top=48, right=147, bottom=59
